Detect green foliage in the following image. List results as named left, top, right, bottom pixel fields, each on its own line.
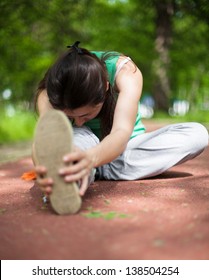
left=0, top=0, right=208, bottom=146
left=153, top=110, right=209, bottom=126
left=171, top=13, right=209, bottom=107
left=0, top=0, right=209, bottom=114
left=0, top=0, right=93, bottom=103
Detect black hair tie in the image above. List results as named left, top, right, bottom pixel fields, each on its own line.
left=67, top=41, right=83, bottom=54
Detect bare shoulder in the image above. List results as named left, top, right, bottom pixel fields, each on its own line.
left=116, top=55, right=141, bottom=74
left=115, top=55, right=143, bottom=90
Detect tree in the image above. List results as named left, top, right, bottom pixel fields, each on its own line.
left=171, top=0, right=209, bottom=109
left=0, top=0, right=208, bottom=113
left=0, top=0, right=93, bottom=103
left=134, top=0, right=209, bottom=111
left=152, top=0, right=174, bottom=110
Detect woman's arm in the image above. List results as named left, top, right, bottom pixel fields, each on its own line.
left=63, top=59, right=143, bottom=180
left=89, top=60, right=143, bottom=166
left=36, top=89, right=52, bottom=116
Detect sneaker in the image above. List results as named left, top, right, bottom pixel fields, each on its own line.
left=33, top=109, right=82, bottom=215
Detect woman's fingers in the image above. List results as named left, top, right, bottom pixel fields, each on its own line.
left=79, top=175, right=89, bottom=196
left=59, top=158, right=90, bottom=175
left=35, top=165, right=53, bottom=195
left=64, top=168, right=89, bottom=182
left=34, top=147, right=92, bottom=196
left=63, top=149, right=85, bottom=163
left=35, top=165, right=47, bottom=177
left=36, top=177, right=53, bottom=194
left=59, top=149, right=93, bottom=182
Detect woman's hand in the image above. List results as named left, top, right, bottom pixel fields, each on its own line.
left=35, top=165, right=53, bottom=196
left=35, top=146, right=94, bottom=197
left=59, top=146, right=95, bottom=195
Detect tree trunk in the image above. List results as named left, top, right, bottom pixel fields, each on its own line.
left=152, top=0, right=174, bottom=111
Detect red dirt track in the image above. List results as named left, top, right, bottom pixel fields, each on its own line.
left=0, top=122, right=209, bottom=260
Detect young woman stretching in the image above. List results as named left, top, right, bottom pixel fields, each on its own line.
left=33, top=41, right=209, bottom=214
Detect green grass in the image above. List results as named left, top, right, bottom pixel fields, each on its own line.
left=82, top=209, right=131, bottom=220
left=0, top=109, right=36, bottom=144
left=153, top=110, right=209, bottom=126
left=0, top=106, right=208, bottom=145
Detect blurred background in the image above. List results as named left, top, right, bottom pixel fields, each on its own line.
left=0, top=0, right=209, bottom=144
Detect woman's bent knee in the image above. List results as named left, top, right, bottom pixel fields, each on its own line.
left=186, top=122, right=208, bottom=153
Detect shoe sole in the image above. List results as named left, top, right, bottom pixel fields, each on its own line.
left=33, top=109, right=82, bottom=215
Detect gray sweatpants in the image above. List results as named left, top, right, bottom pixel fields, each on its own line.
left=73, top=122, right=208, bottom=181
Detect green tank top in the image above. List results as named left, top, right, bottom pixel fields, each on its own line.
left=85, top=51, right=145, bottom=139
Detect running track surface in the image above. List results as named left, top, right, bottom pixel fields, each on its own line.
left=0, top=122, right=209, bottom=260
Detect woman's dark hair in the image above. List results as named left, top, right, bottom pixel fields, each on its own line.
left=35, top=42, right=117, bottom=139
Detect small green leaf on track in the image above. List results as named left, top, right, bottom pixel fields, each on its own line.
left=82, top=209, right=132, bottom=220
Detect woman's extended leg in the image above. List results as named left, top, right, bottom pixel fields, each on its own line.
left=73, top=126, right=100, bottom=150
left=73, top=126, right=100, bottom=183
left=100, top=122, right=209, bottom=180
